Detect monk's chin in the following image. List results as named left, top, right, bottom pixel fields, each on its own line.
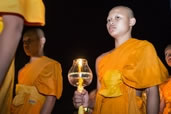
left=167, top=62, right=171, bottom=67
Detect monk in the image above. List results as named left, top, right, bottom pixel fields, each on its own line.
left=73, top=5, right=168, bottom=114
left=0, top=1, right=45, bottom=114
left=160, top=44, right=171, bottom=114
left=11, top=28, right=63, bottom=114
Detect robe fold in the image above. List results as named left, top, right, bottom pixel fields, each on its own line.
left=0, top=0, right=45, bottom=26
left=160, top=78, right=171, bottom=114
left=93, top=38, right=168, bottom=114
left=0, top=60, right=14, bottom=114
left=11, top=56, right=63, bottom=114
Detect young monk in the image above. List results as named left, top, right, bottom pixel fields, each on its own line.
left=0, top=1, right=45, bottom=114
left=73, top=5, right=169, bottom=114
left=160, top=44, right=171, bottom=114
left=11, top=28, right=63, bottom=114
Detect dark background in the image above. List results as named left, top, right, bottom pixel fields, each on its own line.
left=15, top=0, right=171, bottom=113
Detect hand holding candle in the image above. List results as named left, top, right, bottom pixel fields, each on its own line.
left=68, top=58, right=93, bottom=114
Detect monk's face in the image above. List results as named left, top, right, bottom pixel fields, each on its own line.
left=165, top=48, right=171, bottom=67
left=106, top=7, right=134, bottom=38
left=23, top=35, right=41, bottom=57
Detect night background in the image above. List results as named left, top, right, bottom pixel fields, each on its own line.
left=15, top=0, right=171, bottom=113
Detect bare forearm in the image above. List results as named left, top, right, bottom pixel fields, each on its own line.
left=40, top=96, right=56, bottom=114
left=146, top=86, right=160, bottom=114
left=88, top=89, right=97, bottom=109
left=0, top=15, right=23, bottom=85
left=159, top=98, right=165, bottom=114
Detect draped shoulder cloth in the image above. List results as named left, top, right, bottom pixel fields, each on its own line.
left=97, top=38, right=168, bottom=97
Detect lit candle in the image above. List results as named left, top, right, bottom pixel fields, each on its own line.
left=77, top=58, right=82, bottom=73
left=77, top=59, right=83, bottom=92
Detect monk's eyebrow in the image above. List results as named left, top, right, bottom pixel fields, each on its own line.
left=165, top=52, right=171, bottom=57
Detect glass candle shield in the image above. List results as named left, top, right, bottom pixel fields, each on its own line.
left=68, top=58, right=93, bottom=92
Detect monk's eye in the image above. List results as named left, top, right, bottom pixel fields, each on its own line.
left=23, top=39, right=31, bottom=44
left=107, top=19, right=111, bottom=23
left=168, top=53, right=171, bottom=57
left=115, top=16, right=120, bottom=20
left=165, top=52, right=171, bottom=57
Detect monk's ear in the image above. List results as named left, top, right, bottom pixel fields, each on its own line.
left=129, top=17, right=136, bottom=26
left=40, top=37, right=46, bottom=45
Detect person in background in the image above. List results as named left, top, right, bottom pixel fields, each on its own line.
left=73, top=5, right=168, bottom=114
left=160, top=44, right=171, bottom=114
left=0, top=1, right=45, bottom=114
left=11, top=28, right=63, bottom=114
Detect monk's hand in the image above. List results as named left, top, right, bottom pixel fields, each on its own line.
left=73, top=89, right=89, bottom=108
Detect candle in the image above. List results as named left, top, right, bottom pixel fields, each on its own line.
left=77, top=59, right=83, bottom=92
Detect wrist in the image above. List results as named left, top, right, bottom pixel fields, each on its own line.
left=84, top=107, right=93, bottom=114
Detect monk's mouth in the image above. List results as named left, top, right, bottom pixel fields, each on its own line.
left=168, top=58, right=171, bottom=62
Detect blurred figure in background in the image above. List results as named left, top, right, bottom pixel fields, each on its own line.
left=160, top=44, right=171, bottom=114
left=11, top=28, right=63, bottom=114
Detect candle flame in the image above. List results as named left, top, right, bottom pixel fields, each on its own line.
left=77, top=59, right=83, bottom=68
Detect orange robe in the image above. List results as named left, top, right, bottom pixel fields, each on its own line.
left=0, top=1, right=45, bottom=113
left=93, top=38, right=168, bottom=114
left=11, top=56, right=63, bottom=114
left=0, top=60, right=14, bottom=114
left=160, top=78, right=171, bottom=114
left=0, top=0, right=45, bottom=26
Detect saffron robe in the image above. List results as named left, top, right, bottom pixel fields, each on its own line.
left=0, top=1, right=45, bottom=113
left=160, top=77, right=171, bottom=114
left=11, top=56, right=63, bottom=114
left=93, top=38, right=168, bottom=114
left=0, top=60, right=14, bottom=114
left=0, top=0, right=45, bottom=26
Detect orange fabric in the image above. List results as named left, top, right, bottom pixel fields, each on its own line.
left=11, top=56, right=63, bottom=114
left=93, top=38, right=168, bottom=114
left=0, top=0, right=45, bottom=26
left=98, top=70, right=122, bottom=97
left=0, top=60, right=14, bottom=114
left=160, top=78, right=171, bottom=114
left=93, top=83, right=146, bottom=114
left=11, top=84, right=46, bottom=114
left=0, top=1, right=45, bottom=113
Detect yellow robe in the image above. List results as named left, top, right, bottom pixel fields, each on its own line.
left=160, top=77, right=171, bottom=114
left=0, top=1, right=45, bottom=113
left=0, top=60, right=14, bottom=114
left=0, top=0, right=45, bottom=26
left=93, top=38, right=168, bottom=114
left=11, top=56, right=63, bottom=114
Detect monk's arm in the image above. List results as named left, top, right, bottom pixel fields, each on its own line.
left=40, top=95, right=56, bottom=114
left=0, top=15, right=23, bottom=85
left=86, top=56, right=101, bottom=110
left=146, top=85, right=160, bottom=114
left=159, top=97, right=165, bottom=114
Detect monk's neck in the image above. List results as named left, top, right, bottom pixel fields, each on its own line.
left=115, top=36, right=131, bottom=48
left=29, top=56, right=43, bottom=63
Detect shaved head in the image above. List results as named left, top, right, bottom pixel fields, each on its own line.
left=23, top=28, right=45, bottom=40
left=165, top=44, right=171, bottom=52
left=109, top=6, right=134, bottom=18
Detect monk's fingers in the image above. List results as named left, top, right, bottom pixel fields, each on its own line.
left=73, top=90, right=89, bottom=108
left=73, top=100, right=83, bottom=108
left=81, top=89, right=88, bottom=95
left=73, top=96, right=83, bottom=103
left=74, top=89, right=88, bottom=95
left=73, top=93, right=84, bottom=108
